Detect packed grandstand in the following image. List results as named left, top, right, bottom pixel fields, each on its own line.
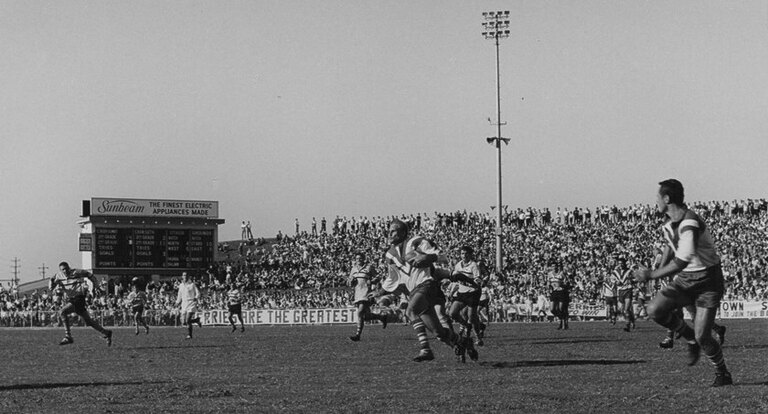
left=1, top=198, right=765, bottom=327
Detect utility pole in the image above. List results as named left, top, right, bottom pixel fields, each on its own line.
left=38, top=263, right=50, bottom=279
left=482, top=10, right=511, bottom=273
left=10, top=257, right=20, bottom=287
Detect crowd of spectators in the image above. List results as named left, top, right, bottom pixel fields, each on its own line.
left=2, top=198, right=766, bottom=327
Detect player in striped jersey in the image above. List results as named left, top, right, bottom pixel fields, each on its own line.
left=382, top=219, right=470, bottom=362
left=601, top=269, right=618, bottom=325
left=227, top=282, right=245, bottom=332
left=634, top=179, right=732, bottom=386
left=347, top=252, right=387, bottom=341
left=49, top=262, right=112, bottom=346
left=127, top=277, right=149, bottom=335
left=613, top=258, right=636, bottom=332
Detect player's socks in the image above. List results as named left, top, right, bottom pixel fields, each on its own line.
left=412, top=321, right=431, bottom=352
left=711, top=372, right=733, bottom=387
left=702, top=341, right=728, bottom=374
left=713, top=325, right=726, bottom=346
left=380, top=313, right=388, bottom=329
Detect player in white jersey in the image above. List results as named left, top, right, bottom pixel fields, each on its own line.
left=381, top=220, right=471, bottom=362
left=49, top=262, right=112, bottom=346
left=448, top=246, right=484, bottom=346
left=601, top=269, right=618, bottom=325
left=176, top=272, right=202, bottom=339
left=348, top=252, right=388, bottom=341
left=612, top=259, right=636, bottom=332
left=227, top=283, right=245, bottom=332
left=634, top=179, right=732, bottom=387
left=126, top=277, right=149, bottom=335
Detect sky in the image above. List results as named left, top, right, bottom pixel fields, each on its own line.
left=1, top=1, right=767, bottom=283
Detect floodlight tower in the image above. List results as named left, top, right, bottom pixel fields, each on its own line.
left=482, top=10, right=511, bottom=273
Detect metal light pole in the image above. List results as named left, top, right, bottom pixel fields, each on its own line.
left=482, top=11, right=511, bottom=273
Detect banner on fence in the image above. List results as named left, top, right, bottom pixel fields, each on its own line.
left=200, top=308, right=359, bottom=325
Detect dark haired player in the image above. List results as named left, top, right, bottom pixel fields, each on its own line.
left=613, top=259, right=636, bottom=332
left=634, top=179, right=733, bottom=386
left=348, top=252, right=388, bottom=341
left=549, top=267, right=571, bottom=330
left=127, top=277, right=150, bottom=335
left=227, top=283, right=245, bottom=332
left=448, top=246, right=485, bottom=346
left=601, top=269, right=618, bottom=325
left=49, top=261, right=113, bottom=346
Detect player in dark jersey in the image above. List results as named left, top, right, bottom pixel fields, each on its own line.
left=49, top=262, right=112, bottom=346
left=227, top=283, right=245, bottom=332
left=613, top=258, right=636, bottom=332
left=126, top=277, right=149, bottom=335
left=634, top=179, right=732, bottom=387
left=549, top=266, right=571, bottom=330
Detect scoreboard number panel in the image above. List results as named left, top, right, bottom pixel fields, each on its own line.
left=94, top=227, right=213, bottom=269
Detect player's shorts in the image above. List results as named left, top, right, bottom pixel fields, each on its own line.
left=550, top=290, right=570, bottom=303
left=409, top=279, right=445, bottom=315
left=478, top=298, right=489, bottom=308
left=604, top=296, right=618, bottom=307
left=618, top=288, right=633, bottom=302
left=228, top=304, right=242, bottom=315
left=132, top=305, right=145, bottom=314
left=455, top=290, right=481, bottom=307
left=660, top=264, right=724, bottom=309
left=64, top=295, right=88, bottom=315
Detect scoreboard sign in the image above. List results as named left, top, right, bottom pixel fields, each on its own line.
left=94, top=227, right=214, bottom=269
left=90, top=198, right=218, bottom=219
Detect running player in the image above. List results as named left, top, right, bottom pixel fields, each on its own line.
left=126, top=277, right=149, bottom=335
left=49, top=262, right=112, bottom=346
left=381, top=220, right=472, bottom=362
left=634, top=179, right=733, bottom=386
left=348, top=252, right=388, bottom=341
left=448, top=246, right=484, bottom=346
left=176, top=272, right=202, bottom=339
left=227, top=282, right=245, bottom=332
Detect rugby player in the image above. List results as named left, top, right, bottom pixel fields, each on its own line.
left=347, top=252, right=388, bottom=341
left=634, top=179, right=733, bottom=386
left=601, top=269, right=618, bottom=325
left=613, top=258, right=636, bottom=332
left=382, top=220, right=474, bottom=362
left=176, top=272, right=202, bottom=339
left=448, top=246, right=485, bottom=346
left=126, top=277, right=149, bottom=335
left=227, top=282, right=245, bottom=332
left=49, top=262, right=112, bottom=346
left=549, top=267, right=571, bottom=330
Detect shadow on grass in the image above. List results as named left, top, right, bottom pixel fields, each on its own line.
left=0, top=380, right=168, bottom=391
left=531, top=338, right=620, bottom=345
left=480, top=359, right=646, bottom=368
left=130, top=345, right=223, bottom=350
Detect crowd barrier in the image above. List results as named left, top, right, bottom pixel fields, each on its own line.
left=1, top=300, right=765, bottom=328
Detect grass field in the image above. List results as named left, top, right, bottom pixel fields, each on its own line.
left=2, top=319, right=767, bottom=413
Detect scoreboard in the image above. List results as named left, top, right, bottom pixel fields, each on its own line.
left=94, top=227, right=214, bottom=269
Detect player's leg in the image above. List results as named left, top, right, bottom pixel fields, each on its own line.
left=134, top=311, right=141, bottom=335
left=140, top=310, right=149, bottom=334
left=78, top=309, right=112, bottom=346
left=646, top=292, right=697, bottom=364
left=237, top=312, right=245, bottom=331
left=551, top=300, right=564, bottom=329
left=693, top=306, right=732, bottom=386
left=448, top=300, right=470, bottom=337
left=562, top=299, right=570, bottom=330
left=350, top=303, right=367, bottom=341
left=184, top=312, right=194, bottom=338
left=58, top=302, right=76, bottom=344
left=467, top=305, right=484, bottom=345
left=406, top=293, right=435, bottom=361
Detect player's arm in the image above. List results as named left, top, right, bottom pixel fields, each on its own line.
left=408, top=240, right=441, bottom=268
left=451, top=272, right=480, bottom=289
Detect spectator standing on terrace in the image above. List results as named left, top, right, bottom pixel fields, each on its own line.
left=49, top=262, right=112, bottom=346
left=633, top=179, right=732, bottom=387
left=176, top=272, right=202, bottom=339
left=246, top=221, right=253, bottom=239
left=241, top=221, right=247, bottom=240
left=347, top=252, right=388, bottom=342
left=295, top=218, right=300, bottom=235
left=321, top=217, right=327, bottom=234
left=311, top=217, right=318, bottom=236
